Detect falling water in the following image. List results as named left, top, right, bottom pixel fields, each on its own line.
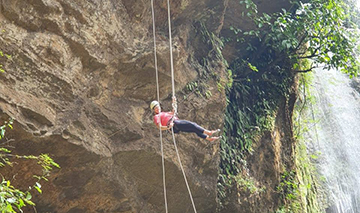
left=305, top=68, right=360, bottom=213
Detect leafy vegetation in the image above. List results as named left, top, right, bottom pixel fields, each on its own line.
left=290, top=68, right=325, bottom=212
left=277, top=171, right=299, bottom=203
left=235, top=172, right=266, bottom=194
left=217, top=56, right=293, bottom=207
left=183, top=21, right=231, bottom=100
left=0, top=119, right=60, bottom=213
left=217, top=0, right=359, bottom=210
left=236, top=0, right=359, bottom=77
left=274, top=76, right=319, bottom=213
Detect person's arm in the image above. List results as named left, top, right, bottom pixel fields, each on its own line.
left=158, top=125, right=168, bottom=130
left=157, top=124, right=169, bottom=131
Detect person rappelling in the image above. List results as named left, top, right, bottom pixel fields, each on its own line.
left=150, top=97, right=221, bottom=142
left=150, top=0, right=206, bottom=211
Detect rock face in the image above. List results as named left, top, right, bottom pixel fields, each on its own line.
left=0, top=0, right=228, bottom=212
left=0, top=0, right=298, bottom=212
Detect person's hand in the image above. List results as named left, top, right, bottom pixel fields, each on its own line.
left=172, top=96, right=177, bottom=104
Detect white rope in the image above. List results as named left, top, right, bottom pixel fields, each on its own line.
left=151, top=1, right=168, bottom=212
left=152, top=1, right=197, bottom=212
left=167, top=1, right=197, bottom=212
left=171, top=128, right=198, bottom=213
left=166, top=0, right=176, bottom=100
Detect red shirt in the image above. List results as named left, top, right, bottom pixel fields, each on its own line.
left=153, top=112, right=177, bottom=127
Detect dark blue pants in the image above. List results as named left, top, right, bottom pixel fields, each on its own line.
left=173, top=119, right=207, bottom=139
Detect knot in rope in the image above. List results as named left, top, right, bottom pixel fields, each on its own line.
left=172, top=96, right=178, bottom=116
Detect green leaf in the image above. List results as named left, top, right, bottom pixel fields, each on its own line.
left=35, top=182, right=42, bottom=194
left=263, top=13, right=271, bottom=21
left=25, top=199, right=35, bottom=206
left=6, top=203, right=14, bottom=212
left=1, top=128, right=5, bottom=137
left=248, top=63, right=258, bottom=72
left=18, top=198, right=25, bottom=208
left=0, top=148, right=11, bottom=153
left=26, top=192, right=32, bottom=200
left=34, top=186, right=42, bottom=194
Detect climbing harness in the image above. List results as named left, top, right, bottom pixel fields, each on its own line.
left=151, top=0, right=197, bottom=212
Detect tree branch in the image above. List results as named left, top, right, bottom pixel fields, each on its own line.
left=298, top=54, right=319, bottom=59
left=294, top=34, right=308, bottom=51
left=293, top=66, right=316, bottom=73
left=298, top=45, right=321, bottom=59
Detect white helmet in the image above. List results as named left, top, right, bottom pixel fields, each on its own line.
left=150, top=100, right=159, bottom=109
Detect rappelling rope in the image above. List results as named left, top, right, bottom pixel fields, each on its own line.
left=170, top=127, right=198, bottom=213
left=167, top=0, right=176, bottom=104
left=152, top=0, right=197, bottom=212
left=151, top=0, right=168, bottom=212
left=166, top=0, right=197, bottom=212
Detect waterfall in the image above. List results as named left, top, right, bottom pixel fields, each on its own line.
left=306, top=68, right=360, bottom=213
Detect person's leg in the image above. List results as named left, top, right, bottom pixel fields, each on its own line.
left=174, top=120, right=220, bottom=141
left=173, top=120, right=207, bottom=138
left=206, top=136, right=220, bottom=142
